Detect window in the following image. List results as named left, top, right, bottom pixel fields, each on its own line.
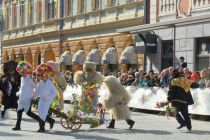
left=12, top=2, right=17, bottom=29
left=196, top=38, right=210, bottom=71
left=28, top=0, right=33, bottom=25
left=4, top=3, right=9, bottom=30
left=20, top=1, right=24, bottom=27
left=47, top=0, right=56, bottom=20
left=107, top=0, right=116, bottom=7
left=77, top=0, right=84, bottom=14
left=38, top=0, right=42, bottom=22
left=64, top=0, right=72, bottom=16
left=161, top=41, right=173, bottom=69
left=92, top=0, right=100, bottom=10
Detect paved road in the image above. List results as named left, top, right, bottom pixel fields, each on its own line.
left=1, top=110, right=210, bottom=140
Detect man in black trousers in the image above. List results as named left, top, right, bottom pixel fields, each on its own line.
left=167, top=69, right=198, bottom=132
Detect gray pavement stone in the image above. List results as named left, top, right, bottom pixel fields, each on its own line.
left=0, top=110, right=210, bottom=140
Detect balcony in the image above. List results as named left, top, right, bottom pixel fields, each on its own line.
left=159, top=0, right=210, bottom=21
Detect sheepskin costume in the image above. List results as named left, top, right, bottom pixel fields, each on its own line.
left=47, top=61, right=67, bottom=109
left=103, top=76, right=131, bottom=120
left=74, top=61, right=104, bottom=86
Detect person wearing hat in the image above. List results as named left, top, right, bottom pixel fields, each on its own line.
left=12, top=61, right=42, bottom=131
left=178, top=56, right=187, bottom=68
left=167, top=69, right=198, bottom=132
left=74, top=61, right=105, bottom=128
left=33, top=63, right=57, bottom=132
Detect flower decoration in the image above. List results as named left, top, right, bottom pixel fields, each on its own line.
left=35, top=63, right=56, bottom=78
left=16, top=61, right=33, bottom=74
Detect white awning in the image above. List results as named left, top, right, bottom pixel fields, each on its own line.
left=86, top=48, right=101, bottom=64
left=72, top=50, right=85, bottom=65
left=120, top=46, right=137, bottom=64
left=102, top=47, right=118, bottom=64
left=59, top=51, right=72, bottom=65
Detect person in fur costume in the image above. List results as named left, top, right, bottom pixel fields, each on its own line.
left=74, top=61, right=104, bottom=127
left=0, top=61, right=21, bottom=118
left=47, top=61, right=67, bottom=110
left=102, top=76, right=135, bottom=129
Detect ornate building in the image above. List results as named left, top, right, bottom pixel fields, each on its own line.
left=1, top=0, right=144, bottom=72
left=119, top=0, right=210, bottom=72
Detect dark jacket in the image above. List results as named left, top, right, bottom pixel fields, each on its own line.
left=167, top=86, right=194, bottom=107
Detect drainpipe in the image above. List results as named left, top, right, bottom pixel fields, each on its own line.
left=143, top=0, right=149, bottom=71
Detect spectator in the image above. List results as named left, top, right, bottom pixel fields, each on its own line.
left=178, top=56, right=187, bottom=68
left=138, top=74, right=150, bottom=87
left=124, top=75, right=135, bottom=86
left=190, top=71, right=201, bottom=83
left=199, top=69, right=210, bottom=88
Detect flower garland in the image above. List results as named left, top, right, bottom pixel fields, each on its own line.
left=16, top=61, right=33, bottom=74
left=35, top=63, right=56, bottom=78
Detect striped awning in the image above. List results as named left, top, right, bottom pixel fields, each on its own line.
left=102, top=47, right=118, bottom=64
left=120, top=46, right=137, bottom=64
left=86, top=48, right=101, bottom=64
left=59, top=51, right=72, bottom=65
left=72, top=50, right=85, bottom=65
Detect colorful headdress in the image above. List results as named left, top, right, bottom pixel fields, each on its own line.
left=16, top=61, right=33, bottom=74
left=35, top=63, right=56, bottom=78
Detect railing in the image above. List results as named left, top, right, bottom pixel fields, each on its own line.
left=159, top=0, right=176, bottom=15
left=192, top=0, right=210, bottom=10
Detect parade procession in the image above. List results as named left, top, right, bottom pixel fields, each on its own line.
left=1, top=0, right=210, bottom=140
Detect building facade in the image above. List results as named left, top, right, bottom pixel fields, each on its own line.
left=1, top=0, right=145, bottom=72
left=119, top=0, right=210, bottom=72
left=0, top=0, right=3, bottom=63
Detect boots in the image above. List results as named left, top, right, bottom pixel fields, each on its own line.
left=46, top=115, right=55, bottom=129
left=37, top=120, right=45, bottom=133
left=12, top=110, right=23, bottom=131
left=107, top=119, right=115, bottom=129
left=126, top=119, right=135, bottom=129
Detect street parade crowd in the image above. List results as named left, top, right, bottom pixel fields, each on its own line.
left=0, top=56, right=204, bottom=133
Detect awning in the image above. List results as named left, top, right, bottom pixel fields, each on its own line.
left=59, top=51, right=72, bottom=65
left=86, top=48, right=101, bottom=64
left=72, top=50, right=85, bottom=65
left=120, top=46, right=137, bottom=64
left=117, top=14, right=210, bottom=34
left=102, top=47, right=118, bottom=64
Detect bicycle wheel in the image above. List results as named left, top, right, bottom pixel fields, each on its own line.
left=60, top=118, right=70, bottom=129
left=68, top=117, right=82, bottom=130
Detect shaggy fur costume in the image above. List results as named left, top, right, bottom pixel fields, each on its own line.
left=47, top=61, right=67, bottom=109
left=74, top=61, right=104, bottom=86
left=103, top=76, right=131, bottom=120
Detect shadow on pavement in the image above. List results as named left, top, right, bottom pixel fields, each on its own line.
left=43, top=130, right=118, bottom=140
left=79, top=128, right=172, bottom=135
left=0, top=131, right=22, bottom=137
left=0, top=122, right=13, bottom=126
left=183, top=130, right=210, bottom=135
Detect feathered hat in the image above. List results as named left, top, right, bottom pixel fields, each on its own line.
left=16, top=61, right=33, bottom=74
left=83, top=61, right=96, bottom=72
left=35, top=63, right=56, bottom=78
